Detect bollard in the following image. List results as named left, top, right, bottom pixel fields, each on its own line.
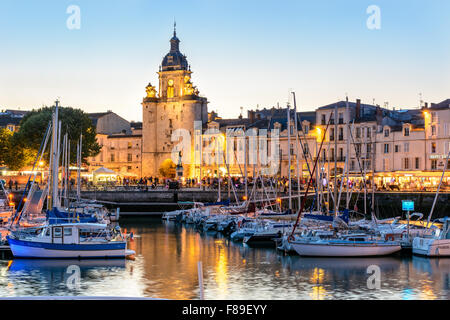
left=198, top=261, right=204, bottom=300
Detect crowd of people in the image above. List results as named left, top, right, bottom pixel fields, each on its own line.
left=2, top=175, right=449, bottom=193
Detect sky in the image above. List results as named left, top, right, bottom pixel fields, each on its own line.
left=0, top=0, right=449, bottom=122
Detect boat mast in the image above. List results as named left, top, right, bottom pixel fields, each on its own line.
left=287, top=103, right=292, bottom=210
left=50, top=100, right=60, bottom=210
left=334, top=104, right=338, bottom=216
left=425, top=148, right=450, bottom=230
left=292, top=92, right=301, bottom=211
left=76, top=134, right=82, bottom=202
left=345, top=96, right=350, bottom=209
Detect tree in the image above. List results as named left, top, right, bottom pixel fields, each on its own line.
left=159, top=159, right=176, bottom=178
left=0, top=129, right=35, bottom=170
left=11, top=106, right=101, bottom=169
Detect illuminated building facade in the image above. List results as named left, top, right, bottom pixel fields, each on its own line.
left=141, top=26, right=208, bottom=178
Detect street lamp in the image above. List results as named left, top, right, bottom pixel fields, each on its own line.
left=176, top=151, right=183, bottom=179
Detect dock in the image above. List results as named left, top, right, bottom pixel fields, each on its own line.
left=0, top=245, right=12, bottom=260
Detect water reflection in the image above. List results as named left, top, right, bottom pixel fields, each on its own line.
left=0, top=218, right=448, bottom=300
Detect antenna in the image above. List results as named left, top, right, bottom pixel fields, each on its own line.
left=419, top=92, right=423, bottom=109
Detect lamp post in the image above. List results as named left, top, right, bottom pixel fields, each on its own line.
left=176, top=151, right=184, bottom=181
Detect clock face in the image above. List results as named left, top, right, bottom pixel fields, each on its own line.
left=168, top=79, right=174, bottom=86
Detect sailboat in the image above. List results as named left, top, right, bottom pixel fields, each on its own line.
left=7, top=100, right=134, bottom=259
left=412, top=149, right=450, bottom=257
left=0, top=182, right=15, bottom=227
left=412, top=218, right=450, bottom=257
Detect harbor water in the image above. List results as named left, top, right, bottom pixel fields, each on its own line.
left=0, top=217, right=449, bottom=300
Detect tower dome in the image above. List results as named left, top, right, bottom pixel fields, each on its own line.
left=161, top=24, right=188, bottom=71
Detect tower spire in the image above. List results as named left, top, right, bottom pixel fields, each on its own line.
left=174, top=19, right=176, bottom=37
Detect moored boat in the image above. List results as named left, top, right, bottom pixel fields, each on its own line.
left=291, top=234, right=401, bottom=257
left=7, top=223, right=133, bottom=259
left=412, top=218, right=450, bottom=257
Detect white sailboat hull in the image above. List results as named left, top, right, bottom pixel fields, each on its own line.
left=7, top=236, right=128, bottom=259
left=412, top=238, right=450, bottom=257
left=9, top=244, right=127, bottom=258
left=291, top=241, right=401, bottom=257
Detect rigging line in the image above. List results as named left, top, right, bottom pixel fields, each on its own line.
left=10, top=121, right=52, bottom=228
left=289, top=114, right=333, bottom=239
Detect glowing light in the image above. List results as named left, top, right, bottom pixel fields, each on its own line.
left=276, top=198, right=282, bottom=203
left=9, top=202, right=14, bottom=206
left=38, top=161, right=44, bottom=167
left=242, top=196, right=247, bottom=201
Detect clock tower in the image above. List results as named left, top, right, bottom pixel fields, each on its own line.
left=141, top=26, right=208, bottom=178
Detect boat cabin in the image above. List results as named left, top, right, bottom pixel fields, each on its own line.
left=31, top=223, right=121, bottom=244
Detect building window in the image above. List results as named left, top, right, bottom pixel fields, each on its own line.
left=350, top=160, right=355, bottom=171
left=404, top=127, right=410, bottom=136
left=356, top=127, right=361, bottom=139
left=383, top=159, right=389, bottom=171
left=431, top=159, right=437, bottom=170
left=167, top=79, right=174, bottom=98
left=127, top=154, right=132, bottom=162
left=431, top=125, right=436, bottom=136
left=338, top=128, right=343, bottom=141
left=127, top=142, right=132, bottom=149
left=384, top=129, right=389, bottom=137
left=303, top=124, right=309, bottom=134
left=384, top=144, right=389, bottom=154
left=321, top=114, right=326, bottom=125
left=110, top=154, right=115, bottom=162
left=415, top=157, right=420, bottom=169
left=356, top=144, right=361, bottom=156
left=303, top=143, right=309, bottom=155
left=431, top=112, right=437, bottom=123
left=403, top=158, right=410, bottom=170
left=330, top=128, right=335, bottom=141
left=338, top=113, right=344, bottom=124
left=339, top=148, right=343, bottom=160
left=366, top=144, right=372, bottom=154
left=404, top=142, right=410, bottom=153
left=367, top=127, right=371, bottom=138
left=431, top=142, right=437, bottom=153
left=395, top=145, right=400, bottom=153
left=290, top=144, right=294, bottom=155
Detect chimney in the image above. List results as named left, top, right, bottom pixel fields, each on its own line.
left=356, top=99, right=361, bottom=120
left=248, top=110, right=255, bottom=124
left=376, top=106, right=383, bottom=124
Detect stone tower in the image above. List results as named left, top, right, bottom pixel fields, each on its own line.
left=142, top=26, right=208, bottom=178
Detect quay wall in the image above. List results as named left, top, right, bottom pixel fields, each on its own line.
left=10, top=190, right=450, bottom=219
